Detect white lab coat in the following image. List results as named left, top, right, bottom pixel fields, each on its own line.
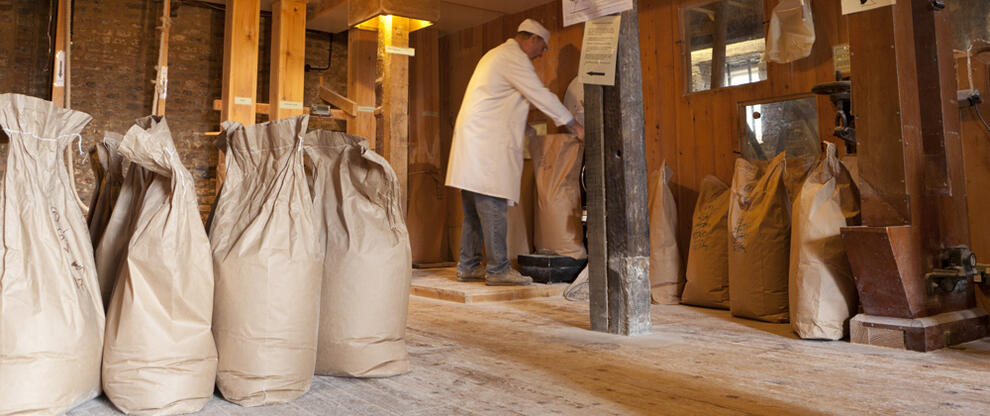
left=445, top=39, right=575, bottom=204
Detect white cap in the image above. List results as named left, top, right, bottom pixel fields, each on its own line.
left=518, top=19, right=551, bottom=43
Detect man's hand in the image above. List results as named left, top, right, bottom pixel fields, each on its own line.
left=566, top=121, right=585, bottom=141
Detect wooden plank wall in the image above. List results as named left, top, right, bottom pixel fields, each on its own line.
left=433, top=0, right=847, bottom=261
left=957, top=56, right=990, bottom=311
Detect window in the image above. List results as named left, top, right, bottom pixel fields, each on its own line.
left=681, top=0, right=766, bottom=93
left=739, top=95, right=819, bottom=161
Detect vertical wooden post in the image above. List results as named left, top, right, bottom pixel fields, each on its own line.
left=219, top=0, right=260, bottom=187
left=348, top=28, right=378, bottom=140
left=51, top=0, right=70, bottom=108
left=152, top=0, right=171, bottom=116
left=269, top=0, right=307, bottom=121
left=378, top=15, right=411, bottom=216
left=584, top=84, right=609, bottom=332
left=710, top=0, right=729, bottom=89
left=585, top=5, right=652, bottom=336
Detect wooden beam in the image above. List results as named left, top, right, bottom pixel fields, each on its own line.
left=586, top=6, right=652, bottom=336
left=152, top=0, right=171, bottom=116
left=270, top=0, right=307, bottom=121
left=221, top=0, right=260, bottom=125
left=378, top=15, right=411, bottom=217
left=211, top=99, right=347, bottom=119
left=585, top=84, right=608, bottom=332
left=710, top=0, right=728, bottom=89
left=309, top=0, right=346, bottom=20
left=51, top=0, right=70, bottom=108
left=319, top=85, right=357, bottom=116
left=347, top=28, right=377, bottom=139
left=219, top=0, right=261, bottom=188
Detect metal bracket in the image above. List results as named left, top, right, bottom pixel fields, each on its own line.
left=930, top=0, right=946, bottom=11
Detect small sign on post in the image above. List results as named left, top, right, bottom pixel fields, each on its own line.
left=563, top=0, right=632, bottom=27
left=841, top=0, right=895, bottom=15
left=578, top=15, right=622, bottom=86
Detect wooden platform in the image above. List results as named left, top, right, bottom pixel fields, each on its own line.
left=410, top=267, right=568, bottom=303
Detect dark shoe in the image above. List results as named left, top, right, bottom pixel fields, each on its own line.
left=456, top=266, right=486, bottom=282
left=485, top=268, right=533, bottom=286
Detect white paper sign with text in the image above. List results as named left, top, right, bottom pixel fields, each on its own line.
left=578, top=15, right=622, bottom=86
left=563, top=0, right=632, bottom=27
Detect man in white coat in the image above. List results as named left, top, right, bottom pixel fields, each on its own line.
left=446, top=19, right=585, bottom=286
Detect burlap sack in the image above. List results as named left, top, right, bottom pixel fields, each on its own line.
left=648, top=162, right=681, bottom=304
left=789, top=143, right=861, bottom=340
left=507, top=160, right=535, bottom=266
left=680, top=176, right=732, bottom=309
left=305, top=130, right=412, bottom=378
left=531, top=133, right=586, bottom=259
left=86, top=133, right=123, bottom=246
left=209, top=115, right=322, bottom=406
left=0, top=93, right=104, bottom=415
left=101, top=118, right=218, bottom=414
left=728, top=153, right=791, bottom=323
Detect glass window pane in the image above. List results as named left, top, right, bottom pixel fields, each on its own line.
left=740, top=96, right=820, bottom=161
left=683, top=0, right=766, bottom=93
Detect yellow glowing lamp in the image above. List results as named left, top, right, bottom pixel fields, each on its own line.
left=348, top=0, right=437, bottom=32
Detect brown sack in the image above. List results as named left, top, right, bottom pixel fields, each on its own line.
left=648, top=162, right=681, bottom=304
left=102, top=118, right=218, bottom=415
left=789, top=143, right=861, bottom=340
left=306, top=130, right=412, bottom=377
left=783, top=155, right=815, bottom=202
left=531, top=133, right=586, bottom=259
left=728, top=153, right=791, bottom=323
left=680, top=176, right=732, bottom=309
left=95, top=137, right=150, bottom=310
left=0, top=93, right=104, bottom=415
left=210, top=115, right=322, bottom=405
left=507, top=159, right=535, bottom=266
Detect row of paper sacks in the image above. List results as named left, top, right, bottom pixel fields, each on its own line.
left=0, top=93, right=412, bottom=415
left=650, top=143, right=860, bottom=340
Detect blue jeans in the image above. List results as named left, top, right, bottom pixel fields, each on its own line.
left=457, top=190, right=509, bottom=275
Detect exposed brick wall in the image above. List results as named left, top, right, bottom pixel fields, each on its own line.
left=1, top=0, right=348, bottom=220
left=0, top=0, right=54, bottom=180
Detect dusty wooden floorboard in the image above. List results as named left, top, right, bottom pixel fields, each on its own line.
left=69, top=289, right=990, bottom=415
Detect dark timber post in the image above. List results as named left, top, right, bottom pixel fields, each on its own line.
left=584, top=4, right=651, bottom=336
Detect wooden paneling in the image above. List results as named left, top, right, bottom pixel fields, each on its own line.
left=957, top=56, right=990, bottom=312
left=434, top=0, right=849, bottom=263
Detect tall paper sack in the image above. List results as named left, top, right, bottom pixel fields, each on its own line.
left=728, top=153, right=791, bottom=323
left=0, top=93, right=104, bottom=415
left=101, top=118, right=217, bottom=415
left=209, top=115, right=322, bottom=406
left=648, top=162, right=681, bottom=304
left=306, top=130, right=412, bottom=378
left=789, top=143, right=860, bottom=340
left=531, top=133, right=586, bottom=259
left=681, top=176, right=732, bottom=309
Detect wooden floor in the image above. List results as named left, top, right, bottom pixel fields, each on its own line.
left=69, top=279, right=990, bottom=415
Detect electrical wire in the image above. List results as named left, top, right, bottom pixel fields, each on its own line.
left=972, top=105, right=990, bottom=134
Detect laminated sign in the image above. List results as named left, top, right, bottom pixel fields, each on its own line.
left=209, top=115, right=322, bottom=406
left=306, top=130, right=413, bottom=378
left=0, top=93, right=104, bottom=415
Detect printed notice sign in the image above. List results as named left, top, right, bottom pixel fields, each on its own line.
left=280, top=101, right=303, bottom=110
left=563, top=0, right=632, bottom=27
left=841, top=0, right=895, bottom=15
left=234, top=96, right=252, bottom=106
left=578, top=15, right=621, bottom=86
